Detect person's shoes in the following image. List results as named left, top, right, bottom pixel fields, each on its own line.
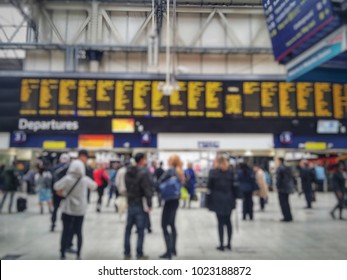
left=60, top=256, right=66, bottom=260
left=172, top=249, right=177, bottom=256
left=225, top=244, right=232, bottom=251
left=159, top=253, right=171, bottom=259
left=339, top=217, right=345, bottom=220
left=330, top=211, right=336, bottom=220
left=216, top=246, right=224, bottom=251
left=66, top=247, right=77, bottom=254
left=280, top=219, right=292, bottom=222
left=124, top=255, right=131, bottom=260
left=96, top=208, right=101, bottom=213
left=50, top=224, right=55, bottom=232
left=304, top=207, right=312, bottom=209
left=136, top=255, right=149, bottom=260
left=76, top=255, right=82, bottom=260
left=148, top=228, right=152, bottom=234
left=115, top=204, right=119, bottom=213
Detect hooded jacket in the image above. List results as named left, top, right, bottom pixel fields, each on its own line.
left=54, top=160, right=97, bottom=216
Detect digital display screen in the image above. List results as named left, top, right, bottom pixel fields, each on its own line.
left=317, top=120, right=340, bottom=134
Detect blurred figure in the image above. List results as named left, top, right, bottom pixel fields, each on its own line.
left=124, top=153, right=153, bottom=260
left=330, top=162, right=346, bottom=220
left=299, top=160, right=314, bottom=209
left=314, top=162, right=326, bottom=193
left=93, top=162, right=109, bottom=213
left=207, top=155, right=237, bottom=251
left=237, top=163, right=257, bottom=221
left=115, top=159, right=130, bottom=220
left=253, top=164, right=269, bottom=211
left=85, top=159, right=94, bottom=204
left=154, top=161, right=165, bottom=207
left=54, top=160, right=97, bottom=260
left=51, top=153, right=70, bottom=232
left=0, top=162, right=19, bottom=214
left=107, top=161, right=121, bottom=207
left=158, top=154, right=185, bottom=259
left=0, top=163, right=5, bottom=191
left=185, top=162, right=196, bottom=208
left=35, top=162, right=53, bottom=214
left=149, top=161, right=157, bottom=175
left=276, top=158, right=295, bottom=222
left=23, top=165, right=36, bottom=194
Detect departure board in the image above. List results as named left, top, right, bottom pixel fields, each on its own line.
left=133, top=81, right=151, bottom=116
left=224, top=82, right=242, bottom=117
left=333, top=84, right=347, bottom=119
left=20, top=79, right=40, bottom=115
left=261, top=82, right=278, bottom=117
left=205, top=81, right=223, bottom=118
left=279, top=82, right=296, bottom=117
left=115, top=80, right=133, bottom=116
left=243, top=82, right=261, bottom=117
left=188, top=81, right=205, bottom=117
left=297, top=82, right=315, bottom=117
left=151, top=81, right=169, bottom=117
left=315, top=83, right=333, bottom=118
left=58, top=79, right=77, bottom=116
left=170, top=81, right=187, bottom=117
left=39, top=79, right=58, bottom=115
left=96, top=80, right=114, bottom=117
left=77, top=80, right=96, bottom=117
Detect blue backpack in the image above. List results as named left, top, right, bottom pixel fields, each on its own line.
left=159, top=176, right=181, bottom=201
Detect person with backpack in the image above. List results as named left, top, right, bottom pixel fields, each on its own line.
left=51, top=153, right=70, bottom=232
left=35, top=162, right=53, bottom=215
left=124, top=153, right=153, bottom=260
left=158, top=154, right=185, bottom=259
left=93, top=162, right=110, bottom=213
left=276, top=158, right=295, bottom=222
left=0, top=162, right=19, bottom=214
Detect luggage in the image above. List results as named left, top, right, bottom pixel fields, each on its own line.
left=16, top=197, right=27, bottom=212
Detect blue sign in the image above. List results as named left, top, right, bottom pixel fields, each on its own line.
left=263, top=0, right=336, bottom=62
left=279, top=131, right=293, bottom=144
left=198, top=141, right=220, bottom=149
left=12, top=131, right=27, bottom=144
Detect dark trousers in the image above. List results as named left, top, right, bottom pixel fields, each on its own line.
left=242, top=191, right=253, bottom=220
left=161, top=199, right=179, bottom=257
left=145, top=212, right=151, bottom=231
left=331, top=192, right=344, bottom=218
left=216, top=213, right=232, bottom=247
left=60, top=213, right=84, bottom=258
left=303, top=186, right=312, bottom=208
left=260, top=197, right=266, bottom=211
left=97, top=186, right=105, bottom=209
left=278, top=192, right=293, bottom=221
left=0, top=191, right=15, bottom=213
left=51, top=193, right=62, bottom=228
left=124, top=206, right=146, bottom=257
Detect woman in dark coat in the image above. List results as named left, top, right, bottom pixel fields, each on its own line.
left=207, top=155, right=237, bottom=251
left=299, top=160, right=314, bottom=209
left=330, top=162, right=346, bottom=220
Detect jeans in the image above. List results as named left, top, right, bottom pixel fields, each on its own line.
left=0, top=191, right=15, bottom=213
left=242, top=191, right=253, bottom=220
left=60, top=213, right=84, bottom=258
left=161, top=199, right=179, bottom=256
left=124, top=206, right=147, bottom=257
left=278, top=192, right=293, bottom=221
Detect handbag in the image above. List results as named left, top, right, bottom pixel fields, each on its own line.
left=159, top=176, right=181, bottom=201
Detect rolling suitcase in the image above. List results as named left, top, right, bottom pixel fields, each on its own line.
left=17, top=197, right=27, bottom=212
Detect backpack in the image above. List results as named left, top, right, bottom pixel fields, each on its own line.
left=159, top=176, right=181, bottom=201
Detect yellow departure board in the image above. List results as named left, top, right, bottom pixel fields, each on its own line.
left=224, top=82, right=242, bottom=116
left=96, top=80, right=114, bottom=117
left=205, top=82, right=223, bottom=118
left=39, top=79, right=58, bottom=115
left=315, top=82, right=333, bottom=117
left=297, top=82, right=314, bottom=117
left=58, top=80, right=77, bottom=116
left=243, top=82, right=261, bottom=117
left=152, top=81, right=169, bottom=117
left=133, top=81, right=151, bottom=116
left=279, top=82, right=296, bottom=117
left=77, top=80, right=96, bottom=117
left=261, top=82, right=279, bottom=117
left=188, top=81, right=205, bottom=117
left=170, top=81, right=187, bottom=117
left=115, top=80, right=133, bottom=116
left=20, top=79, right=40, bottom=115
left=333, top=84, right=347, bottom=119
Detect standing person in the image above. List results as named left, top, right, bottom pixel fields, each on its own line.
left=154, top=161, right=165, bottom=207
left=0, top=162, right=19, bottom=214
left=276, top=158, right=295, bottom=222
left=253, top=164, right=269, bottom=211
left=314, top=162, right=326, bottom=193
left=86, top=159, right=94, bottom=204
left=0, top=163, right=5, bottom=191
left=107, top=161, right=120, bottom=207
left=115, top=159, right=130, bottom=220
left=158, top=154, right=185, bottom=259
left=124, top=153, right=153, bottom=260
left=185, top=162, right=196, bottom=208
left=35, top=162, right=53, bottom=214
left=93, top=162, right=109, bottom=213
left=207, top=155, right=237, bottom=251
left=237, top=163, right=257, bottom=221
left=330, top=162, right=346, bottom=220
left=51, top=153, right=70, bottom=232
left=299, top=160, right=314, bottom=209
left=54, top=160, right=97, bottom=260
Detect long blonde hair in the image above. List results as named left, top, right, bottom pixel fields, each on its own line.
left=214, top=155, right=229, bottom=172
left=168, top=154, right=185, bottom=183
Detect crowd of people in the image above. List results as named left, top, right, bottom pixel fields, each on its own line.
left=0, top=152, right=346, bottom=260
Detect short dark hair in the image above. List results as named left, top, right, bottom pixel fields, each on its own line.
left=78, top=149, right=89, bottom=158
left=134, top=153, right=145, bottom=163
left=278, top=157, right=285, bottom=164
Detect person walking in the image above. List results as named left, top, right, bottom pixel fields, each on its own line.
left=158, top=154, right=185, bottom=259
left=207, top=155, right=237, bottom=251
left=253, top=164, right=269, bottom=211
left=276, top=158, right=295, bottom=222
left=54, top=159, right=97, bottom=260
left=0, top=162, right=19, bottom=214
left=154, top=161, right=165, bottom=207
left=124, top=153, right=153, bottom=260
left=93, top=162, right=109, bottom=213
left=330, top=162, right=346, bottom=220
left=299, top=160, right=314, bottom=209
left=35, top=162, right=53, bottom=215
left=314, top=162, right=326, bottom=192
left=185, top=162, right=196, bottom=208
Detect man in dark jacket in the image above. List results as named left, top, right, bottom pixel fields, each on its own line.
left=0, top=162, right=19, bottom=214
left=299, top=160, right=314, bottom=209
left=124, top=153, right=153, bottom=260
left=276, top=158, right=294, bottom=222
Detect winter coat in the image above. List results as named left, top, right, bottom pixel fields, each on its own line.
left=255, top=168, right=269, bottom=199
left=3, top=167, right=19, bottom=192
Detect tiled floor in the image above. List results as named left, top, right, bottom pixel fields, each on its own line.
left=0, top=191, right=346, bottom=260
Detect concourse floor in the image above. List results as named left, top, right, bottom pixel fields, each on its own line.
left=0, top=191, right=346, bottom=260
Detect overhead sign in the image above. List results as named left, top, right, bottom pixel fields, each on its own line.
left=112, top=118, right=135, bottom=133
left=18, top=118, right=79, bottom=132
left=78, top=135, right=114, bottom=149
left=43, top=141, right=66, bottom=149
left=304, top=142, right=328, bottom=150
